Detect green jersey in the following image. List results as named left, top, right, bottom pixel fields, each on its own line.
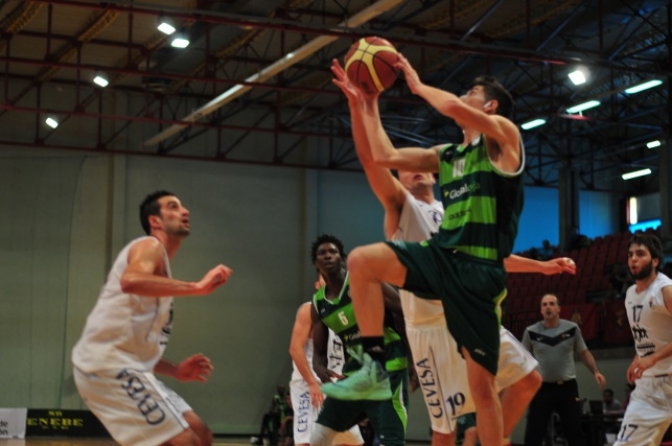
left=312, top=272, right=408, bottom=374
left=435, top=135, right=524, bottom=261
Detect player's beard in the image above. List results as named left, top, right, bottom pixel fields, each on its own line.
left=631, top=259, right=654, bottom=280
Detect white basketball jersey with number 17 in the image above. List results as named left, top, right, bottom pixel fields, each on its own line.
left=624, top=272, right=672, bottom=377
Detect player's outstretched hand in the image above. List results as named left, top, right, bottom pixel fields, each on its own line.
left=331, top=59, right=360, bottom=105
left=542, top=257, right=576, bottom=275
left=331, top=59, right=380, bottom=103
left=196, top=264, right=233, bottom=294
left=394, top=53, right=423, bottom=95
left=176, top=353, right=214, bottom=383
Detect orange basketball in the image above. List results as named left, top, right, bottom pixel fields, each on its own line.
left=344, top=37, right=399, bottom=95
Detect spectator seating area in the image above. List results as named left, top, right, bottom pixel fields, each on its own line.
left=504, top=228, right=660, bottom=343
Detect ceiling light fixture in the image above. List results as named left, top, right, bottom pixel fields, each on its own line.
left=45, top=117, right=59, bottom=129
left=521, top=118, right=546, bottom=130
left=93, top=73, right=109, bottom=87
left=566, top=100, right=600, bottom=114
left=171, top=33, right=190, bottom=48
left=157, top=18, right=176, bottom=35
left=646, top=140, right=661, bottom=149
left=622, top=168, right=652, bottom=180
left=624, top=79, right=663, bottom=94
left=568, top=70, right=586, bottom=85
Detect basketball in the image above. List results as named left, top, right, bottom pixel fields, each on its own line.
left=344, top=37, right=399, bottom=95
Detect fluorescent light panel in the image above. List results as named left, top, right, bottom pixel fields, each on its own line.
left=158, top=22, right=176, bottom=35
left=628, top=197, right=638, bottom=224
left=171, top=36, right=189, bottom=48
left=568, top=70, right=586, bottom=85
left=93, top=75, right=109, bottom=87
left=646, top=140, right=661, bottom=149
left=521, top=118, right=546, bottom=130
left=45, top=117, right=58, bottom=128
left=566, top=100, right=600, bottom=113
left=622, top=168, right=652, bottom=180
left=624, top=79, right=662, bottom=94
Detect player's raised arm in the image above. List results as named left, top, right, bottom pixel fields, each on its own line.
left=121, top=238, right=232, bottom=297
left=503, top=255, right=576, bottom=275
left=332, top=58, right=407, bottom=237
left=395, top=54, right=521, bottom=173
left=357, top=93, right=440, bottom=173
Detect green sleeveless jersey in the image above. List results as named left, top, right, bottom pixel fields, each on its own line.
left=312, top=272, right=408, bottom=374
left=434, top=135, right=524, bottom=261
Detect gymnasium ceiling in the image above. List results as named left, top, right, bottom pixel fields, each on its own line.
left=0, top=0, right=669, bottom=194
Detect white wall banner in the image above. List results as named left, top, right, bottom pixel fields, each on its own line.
left=0, top=408, right=27, bottom=439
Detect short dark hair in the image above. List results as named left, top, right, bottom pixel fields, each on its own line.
left=629, top=233, right=663, bottom=272
left=139, top=190, right=175, bottom=235
left=542, top=293, right=560, bottom=305
left=310, top=234, right=346, bottom=263
left=603, top=388, right=614, bottom=397
left=471, top=75, right=514, bottom=118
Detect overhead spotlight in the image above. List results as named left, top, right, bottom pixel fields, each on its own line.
left=566, top=100, right=600, bottom=114
left=622, top=168, right=652, bottom=181
left=646, top=140, right=661, bottom=149
left=521, top=118, right=546, bottom=130
left=45, top=116, right=59, bottom=129
left=624, top=79, right=662, bottom=94
left=170, top=33, right=190, bottom=48
left=93, top=72, right=109, bottom=87
left=568, top=69, right=587, bottom=85
left=157, top=17, right=176, bottom=35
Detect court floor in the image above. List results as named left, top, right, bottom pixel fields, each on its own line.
left=0, top=439, right=248, bottom=445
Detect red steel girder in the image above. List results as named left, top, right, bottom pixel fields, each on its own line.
left=30, top=0, right=669, bottom=74
left=0, top=103, right=352, bottom=140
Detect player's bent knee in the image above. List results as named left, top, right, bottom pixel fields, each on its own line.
left=162, top=428, right=201, bottom=446
left=347, top=248, right=370, bottom=274
left=431, top=430, right=456, bottom=446
left=183, top=411, right=212, bottom=446
left=309, top=423, right=338, bottom=446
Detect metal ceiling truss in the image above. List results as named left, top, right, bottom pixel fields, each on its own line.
left=0, top=0, right=668, bottom=193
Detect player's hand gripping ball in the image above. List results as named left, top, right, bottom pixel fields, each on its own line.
left=344, top=37, right=399, bottom=95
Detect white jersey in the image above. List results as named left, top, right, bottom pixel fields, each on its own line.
left=72, top=237, right=174, bottom=373
left=392, top=192, right=445, bottom=326
left=624, top=272, right=672, bottom=377
left=291, top=329, right=345, bottom=381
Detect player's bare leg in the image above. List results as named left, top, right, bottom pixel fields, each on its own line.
left=431, top=430, right=456, bottom=446
left=162, top=428, right=201, bottom=446
left=184, top=411, right=213, bottom=446
left=347, top=243, right=407, bottom=336
left=463, top=349, right=503, bottom=446
left=500, top=370, right=541, bottom=439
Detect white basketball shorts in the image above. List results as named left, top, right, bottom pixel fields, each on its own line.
left=408, top=324, right=538, bottom=434
left=74, top=367, right=190, bottom=446
left=289, top=378, right=363, bottom=445
left=613, top=375, right=672, bottom=446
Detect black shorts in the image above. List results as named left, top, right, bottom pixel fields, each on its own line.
left=386, top=239, right=506, bottom=375
left=316, top=369, right=409, bottom=446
